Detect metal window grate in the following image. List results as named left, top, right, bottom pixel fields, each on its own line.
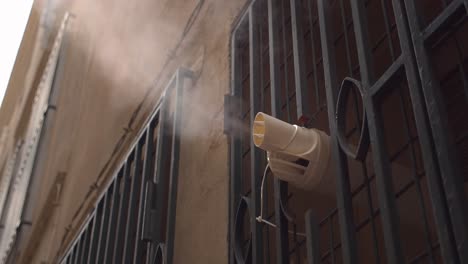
left=59, top=68, right=193, bottom=264
left=227, top=0, right=468, bottom=263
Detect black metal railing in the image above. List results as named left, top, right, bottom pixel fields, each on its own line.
left=226, top=0, right=468, bottom=263
left=59, top=68, right=193, bottom=264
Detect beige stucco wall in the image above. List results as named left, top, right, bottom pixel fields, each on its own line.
left=1, top=0, right=249, bottom=263
left=0, top=1, right=41, bottom=175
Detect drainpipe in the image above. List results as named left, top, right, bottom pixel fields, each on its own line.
left=5, top=14, right=69, bottom=264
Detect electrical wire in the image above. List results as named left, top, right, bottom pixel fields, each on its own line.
left=255, top=163, right=306, bottom=237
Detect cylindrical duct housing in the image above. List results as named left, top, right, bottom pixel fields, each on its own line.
left=252, top=112, right=331, bottom=190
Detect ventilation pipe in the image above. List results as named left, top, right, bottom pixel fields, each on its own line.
left=252, top=112, right=331, bottom=190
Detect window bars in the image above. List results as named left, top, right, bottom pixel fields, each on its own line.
left=59, top=68, right=193, bottom=264
left=226, top=0, right=468, bottom=263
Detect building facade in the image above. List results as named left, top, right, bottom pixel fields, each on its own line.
left=0, top=0, right=467, bottom=263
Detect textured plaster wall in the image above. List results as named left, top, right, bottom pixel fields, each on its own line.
left=8, top=0, right=248, bottom=263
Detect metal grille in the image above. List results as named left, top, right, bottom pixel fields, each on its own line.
left=227, top=0, right=468, bottom=263
left=59, top=68, right=193, bottom=264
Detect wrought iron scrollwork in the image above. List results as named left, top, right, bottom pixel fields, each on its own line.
left=153, top=243, right=166, bottom=264
left=336, top=77, right=370, bottom=161
left=234, top=196, right=252, bottom=264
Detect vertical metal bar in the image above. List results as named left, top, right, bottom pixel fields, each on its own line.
left=380, top=0, right=396, bottom=60
left=165, top=70, right=192, bottom=264
left=96, top=185, right=113, bottom=263
left=81, top=219, right=93, bottom=263
left=70, top=251, right=75, bottom=264
left=339, top=0, right=364, bottom=132
left=112, top=161, right=132, bottom=264
left=104, top=175, right=122, bottom=263
left=142, top=181, right=156, bottom=242
left=72, top=241, right=80, bottom=264
left=260, top=21, right=265, bottom=115
left=318, top=1, right=358, bottom=263
left=249, top=4, right=264, bottom=263
left=350, top=1, right=405, bottom=263
left=69, top=247, right=75, bottom=264
left=68, top=253, right=73, bottom=264
left=361, top=164, right=381, bottom=263
left=153, top=97, right=172, bottom=244
left=274, top=49, right=290, bottom=263
left=281, top=0, right=292, bottom=122
left=78, top=227, right=89, bottom=263
left=306, top=0, right=321, bottom=110
left=291, top=0, right=310, bottom=120
left=396, top=87, right=435, bottom=263
left=268, top=0, right=283, bottom=118
left=134, top=126, right=156, bottom=263
left=365, top=91, right=404, bottom=263
left=230, top=22, right=243, bottom=264
left=258, top=12, right=271, bottom=263
left=164, top=82, right=180, bottom=264
left=94, top=194, right=108, bottom=263
left=88, top=202, right=103, bottom=264
left=71, top=238, right=79, bottom=263
left=338, top=0, right=354, bottom=77
left=123, top=143, right=144, bottom=263
left=404, top=0, right=468, bottom=262
left=305, top=210, right=320, bottom=264
left=258, top=11, right=269, bottom=253
left=145, top=242, right=152, bottom=264
left=268, top=0, right=290, bottom=262
left=68, top=242, right=75, bottom=264
left=239, top=30, right=245, bottom=196
left=338, top=0, right=363, bottom=129
left=75, top=232, right=85, bottom=264
left=349, top=0, right=374, bottom=84
left=391, top=1, right=460, bottom=262
left=63, top=254, right=70, bottom=264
